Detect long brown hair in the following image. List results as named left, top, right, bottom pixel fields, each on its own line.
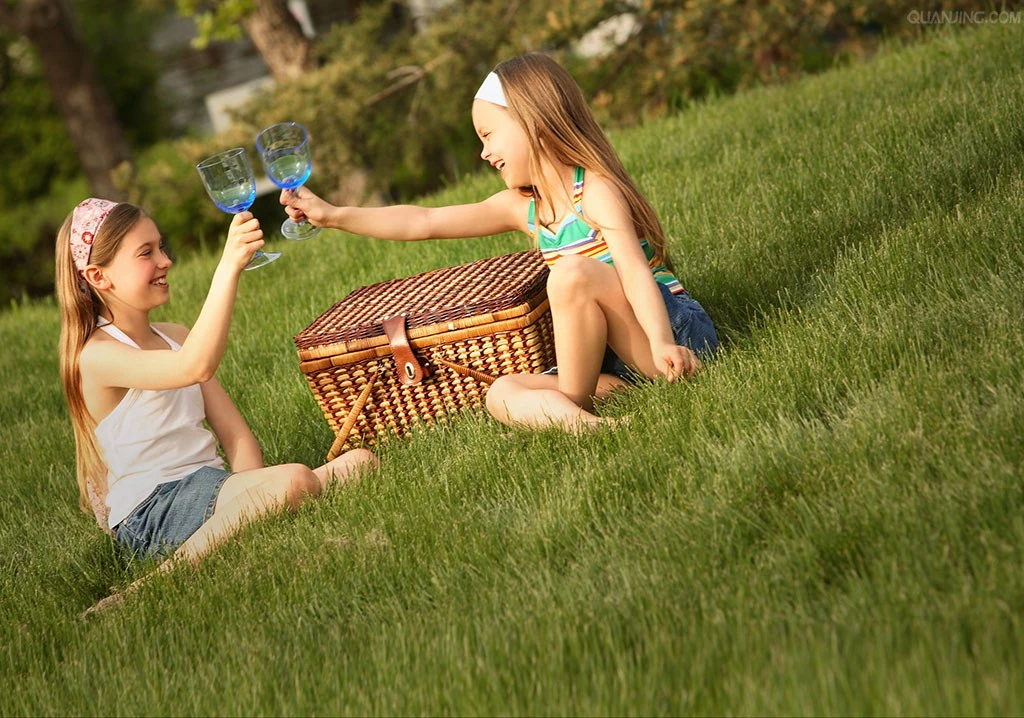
left=495, top=53, right=674, bottom=272
left=55, top=202, right=144, bottom=525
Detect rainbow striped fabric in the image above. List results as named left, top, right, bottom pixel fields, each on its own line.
left=528, top=166, right=684, bottom=295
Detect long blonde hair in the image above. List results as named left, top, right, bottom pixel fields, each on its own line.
left=495, top=53, right=674, bottom=272
left=55, top=202, right=144, bottom=524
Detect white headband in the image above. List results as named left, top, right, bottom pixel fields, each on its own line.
left=474, top=72, right=507, bottom=107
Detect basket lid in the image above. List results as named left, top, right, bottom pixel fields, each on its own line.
left=294, top=249, right=548, bottom=350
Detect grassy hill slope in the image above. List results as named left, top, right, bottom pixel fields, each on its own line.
left=1, top=24, right=1022, bottom=715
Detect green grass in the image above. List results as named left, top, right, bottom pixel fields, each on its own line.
left=3, top=24, right=1023, bottom=715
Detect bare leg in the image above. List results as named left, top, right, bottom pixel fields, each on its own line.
left=547, top=255, right=666, bottom=390
left=485, top=255, right=666, bottom=431
left=170, top=463, right=321, bottom=564
left=312, top=448, right=378, bottom=490
left=486, top=372, right=628, bottom=431
left=547, top=262, right=609, bottom=410
left=83, top=462, right=337, bottom=617
left=171, top=450, right=374, bottom=562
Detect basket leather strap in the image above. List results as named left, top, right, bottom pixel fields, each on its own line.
left=382, top=314, right=426, bottom=386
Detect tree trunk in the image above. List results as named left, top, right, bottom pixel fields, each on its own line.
left=242, top=0, right=315, bottom=81
left=0, top=0, right=131, bottom=200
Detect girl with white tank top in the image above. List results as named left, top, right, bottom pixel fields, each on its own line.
left=55, top=199, right=376, bottom=608
left=94, top=319, right=225, bottom=530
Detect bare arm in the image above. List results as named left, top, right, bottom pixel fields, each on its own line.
left=80, top=213, right=264, bottom=392
left=199, top=376, right=263, bottom=473
left=155, top=323, right=263, bottom=471
left=583, top=177, right=675, bottom=346
left=280, top=186, right=525, bottom=241
left=584, top=176, right=700, bottom=381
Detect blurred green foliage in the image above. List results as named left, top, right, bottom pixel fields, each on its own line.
left=166, top=0, right=253, bottom=48
left=126, top=0, right=994, bottom=254
left=3, top=0, right=1008, bottom=304
left=76, top=0, right=169, bottom=148
left=0, top=0, right=166, bottom=304
left=0, top=35, right=80, bottom=213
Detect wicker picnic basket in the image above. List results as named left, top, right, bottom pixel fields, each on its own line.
left=294, top=250, right=555, bottom=459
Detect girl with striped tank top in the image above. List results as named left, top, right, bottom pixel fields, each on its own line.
left=281, top=53, right=719, bottom=431
left=55, top=200, right=376, bottom=579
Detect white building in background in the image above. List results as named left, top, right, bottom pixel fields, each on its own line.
left=575, top=12, right=640, bottom=59
left=406, top=0, right=452, bottom=32
left=156, top=0, right=640, bottom=137
left=152, top=0, right=341, bottom=136
left=406, top=0, right=639, bottom=56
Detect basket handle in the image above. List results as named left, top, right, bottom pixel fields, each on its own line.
left=429, top=354, right=497, bottom=385
left=327, top=368, right=377, bottom=461
left=382, top=314, right=427, bottom=385
left=325, top=349, right=498, bottom=461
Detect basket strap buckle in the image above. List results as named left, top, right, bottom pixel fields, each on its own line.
left=382, top=314, right=426, bottom=386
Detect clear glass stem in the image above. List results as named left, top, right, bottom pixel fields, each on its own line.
left=244, top=249, right=282, bottom=271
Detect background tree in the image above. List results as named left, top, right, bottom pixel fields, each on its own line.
left=0, top=0, right=164, bottom=305
left=1, top=0, right=997, bottom=307
left=0, top=0, right=130, bottom=199
left=171, top=0, right=316, bottom=79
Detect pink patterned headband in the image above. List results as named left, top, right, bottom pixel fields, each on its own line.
left=70, top=198, right=117, bottom=291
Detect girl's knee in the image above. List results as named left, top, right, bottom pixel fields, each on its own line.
left=282, top=463, right=320, bottom=509
left=546, top=255, right=594, bottom=303
left=486, top=375, right=517, bottom=417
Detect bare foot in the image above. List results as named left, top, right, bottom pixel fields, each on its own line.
left=314, top=448, right=378, bottom=490
left=81, top=589, right=127, bottom=618
left=499, top=412, right=630, bottom=435
left=80, top=558, right=179, bottom=619
left=570, top=413, right=631, bottom=434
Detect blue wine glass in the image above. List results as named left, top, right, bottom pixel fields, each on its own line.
left=256, top=122, right=321, bottom=241
left=196, top=147, right=281, bottom=270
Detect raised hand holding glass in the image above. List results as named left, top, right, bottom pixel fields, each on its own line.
left=256, top=122, right=321, bottom=241
left=196, top=147, right=281, bottom=270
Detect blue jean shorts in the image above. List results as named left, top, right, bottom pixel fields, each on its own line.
left=113, top=465, right=232, bottom=560
left=544, top=283, right=720, bottom=384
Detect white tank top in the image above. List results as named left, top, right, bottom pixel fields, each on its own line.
left=95, top=321, right=224, bottom=530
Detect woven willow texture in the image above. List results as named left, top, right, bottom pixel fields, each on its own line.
left=295, top=251, right=555, bottom=458
left=295, top=250, right=549, bottom=350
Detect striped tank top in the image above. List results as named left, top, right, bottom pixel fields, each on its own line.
left=528, top=166, right=684, bottom=295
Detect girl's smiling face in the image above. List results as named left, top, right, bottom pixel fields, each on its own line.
left=472, top=100, right=532, bottom=188
left=94, top=216, right=173, bottom=310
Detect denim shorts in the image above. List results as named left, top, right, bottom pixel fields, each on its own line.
left=113, top=465, right=232, bottom=560
left=544, top=282, right=719, bottom=384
